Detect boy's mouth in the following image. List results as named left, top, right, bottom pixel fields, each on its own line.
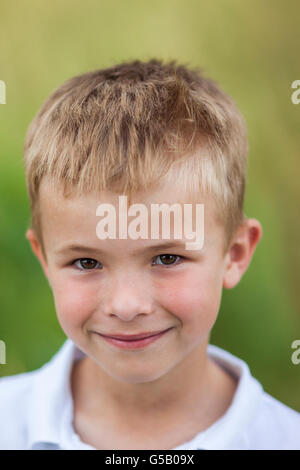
left=99, top=327, right=173, bottom=341
left=96, top=327, right=174, bottom=350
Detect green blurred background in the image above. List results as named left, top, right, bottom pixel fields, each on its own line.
left=0, top=0, right=299, bottom=410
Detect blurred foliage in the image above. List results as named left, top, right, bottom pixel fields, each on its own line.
left=0, top=0, right=299, bottom=410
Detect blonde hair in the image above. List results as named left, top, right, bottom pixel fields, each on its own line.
left=24, top=58, right=248, bottom=255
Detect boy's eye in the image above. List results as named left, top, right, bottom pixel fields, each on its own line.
left=72, top=254, right=183, bottom=271
left=152, top=254, right=182, bottom=267
left=74, top=258, right=102, bottom=270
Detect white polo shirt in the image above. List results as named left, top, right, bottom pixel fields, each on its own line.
left=0, top=338, right=299, bottom=450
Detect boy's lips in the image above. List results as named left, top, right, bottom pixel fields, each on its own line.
left=96, top=327, right=174, bottom=350
left=98, top=327, right=173, bottom=341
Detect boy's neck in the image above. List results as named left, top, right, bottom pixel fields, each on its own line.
left=70, top=340, right=238, bottom=448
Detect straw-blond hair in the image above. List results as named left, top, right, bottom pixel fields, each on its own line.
left=24, top=58, right=248, bottom=256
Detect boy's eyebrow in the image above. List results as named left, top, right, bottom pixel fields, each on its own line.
left=55, top=240, right=190, bottom=255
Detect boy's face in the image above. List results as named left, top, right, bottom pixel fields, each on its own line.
left=26, top=178, right=261, bottom=384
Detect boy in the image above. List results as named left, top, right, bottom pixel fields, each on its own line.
left=0, top=59, right=299, bottom=450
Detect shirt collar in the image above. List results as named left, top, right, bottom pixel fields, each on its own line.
left=173, top=344, right=264, bottom=450
left=27, top=338, right=85, bottom=450
left=27, top=339, right=263, bottom=450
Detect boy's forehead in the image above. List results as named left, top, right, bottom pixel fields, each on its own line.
left=39, top=177, right=212, bottom=208
left=38, top=178, right=224, bottom=252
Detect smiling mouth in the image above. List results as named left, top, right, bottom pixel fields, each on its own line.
left=99, top=327, right=173, bottom=341
left=96, top=327, right=173, bottom=350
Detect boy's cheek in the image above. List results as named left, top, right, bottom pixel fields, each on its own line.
left=159, top=273, right=222, bottom=327
left=51, top=280, right=97, bottom=330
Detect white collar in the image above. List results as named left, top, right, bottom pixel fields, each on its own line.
left=27, top=338, right=263, bottom=450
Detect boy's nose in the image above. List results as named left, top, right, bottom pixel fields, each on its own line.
left=101, top=274, right=154, bottom=322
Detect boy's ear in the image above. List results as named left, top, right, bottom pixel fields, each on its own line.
left=222, top=218, right=262, bottom=289
left=25, top=228, right=50, bottom=281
